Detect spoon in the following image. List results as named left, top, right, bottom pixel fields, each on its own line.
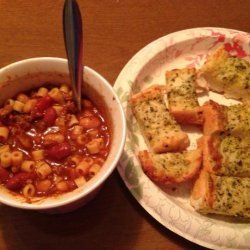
left=63, top=0, right=83, bottom=112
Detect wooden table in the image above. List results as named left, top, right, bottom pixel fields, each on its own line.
left=0, top=1, right=249, bottom=249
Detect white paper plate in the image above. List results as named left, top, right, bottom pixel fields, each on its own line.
left=114, top=27, right=250, bottom=249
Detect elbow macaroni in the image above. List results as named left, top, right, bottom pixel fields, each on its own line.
left=86, top=138, right=104, bottom=154
left=22, top=184, right=36, bottom=197
left=23, top=99, right=37, bottom=113
left=0, top=127, right=9, bottom=141
left=68, top=114, right=79, bottom=127
left=17, top=93, right=29, bottom=103
left=49, top=88, right=64, bottom=104
left=37, top=87, right=48, bottom=97
left=1, top=152, right=12, bottom=168
left=53, top=105, right=64, bottom=115
left=0, top=145, right=10, bottom=154
left=32, top=150, right=44, bottom=161
left=36, top=162, right=52, bottom=179
left=21, top=160, right=35, bottom=172
left=76, top=134, right=88, bottom=145
left=76, top=160, right=91, bottom=176
left=13, top=100, right=25, bottom=112
left=11, top=151, right=23, bottom=166
left=60, top=84, right=70, bottom=93
left=89, top=164, right=101, bottom=177
left=74, top=176, right=86, bottom=187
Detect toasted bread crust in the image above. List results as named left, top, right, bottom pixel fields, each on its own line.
left=202, top=100, right=227, bottom=135
left=138, top=149, right=202, bottom=185
left=190, top=171, right=213, bottom=210
left=151, top=130, right=190, bottom=153
left=129, top=85, right=167, bottom=106
left=201, top=135, right=222, bottom=175
left=170, top=107, right=203, bottom=125
left=165, top=68, right=196, bottom=83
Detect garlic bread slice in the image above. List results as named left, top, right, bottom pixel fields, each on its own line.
left=199, top=46, right=250, bottom=101
left=191, top=171, right=250, bottom=218
left=138, top=149, right=202, bottom=185
left=130, top=85, right=190, bottom=153
left=201, top=134, right=250, bottom=177
left=203, top=100, right=250, bottom=137
left=166, top=68, right=203, bottom=125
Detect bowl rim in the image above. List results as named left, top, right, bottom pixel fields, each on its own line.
left=0, top=57, right=127, bottom=210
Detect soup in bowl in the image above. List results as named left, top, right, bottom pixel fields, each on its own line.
left=0, top=57, right=126, bottom=213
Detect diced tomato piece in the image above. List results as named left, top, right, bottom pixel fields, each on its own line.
left=0, top=166, right=9, bottom=183
left=34, top=95, right=54, bottom=117
left=6, top=172, right=35, bottom=191
left=46, top=142, right=71, bottom=161
left=43, top=107, right=57, bottom=126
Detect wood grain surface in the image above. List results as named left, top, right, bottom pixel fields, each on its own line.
left=0, top=1, right=249, bottom=249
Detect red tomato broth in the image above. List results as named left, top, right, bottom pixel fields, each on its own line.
left=0, top=84, right=111, bottom=199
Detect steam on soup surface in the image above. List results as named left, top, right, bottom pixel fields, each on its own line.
left=0, top=84, right=110, bottom=199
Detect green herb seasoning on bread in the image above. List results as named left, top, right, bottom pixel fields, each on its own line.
left=199, top=45, right=250, bottom=101
left=129, top=85, right=190, bottom=153
left=191, top=171, right=250, bottom=218
left=138, top=149, right=202, bottom=185
left=166, top=68, right=203, bottom=125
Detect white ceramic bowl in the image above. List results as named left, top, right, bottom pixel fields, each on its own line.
left=0, top=57, right=126, bottom=213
